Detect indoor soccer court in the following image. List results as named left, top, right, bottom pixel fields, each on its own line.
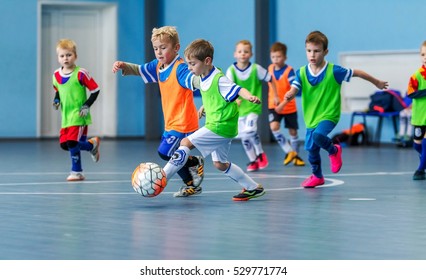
left=0, top=138, right=425, bottom=260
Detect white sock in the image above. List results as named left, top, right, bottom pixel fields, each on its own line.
left=224, top=162, right=258, bottom=190
left=398, top=117, right=406, bottom=136
left=163, top=146, right=190, bottom=180
left=290, top=135, right=300, bottom=153
left=252, top=133, right=264, bottom=155
left=407, top=121, right=413, bottom=137
left=272, top=130, right=292, bottom=153
left=242, top=138, right=257, bottom=162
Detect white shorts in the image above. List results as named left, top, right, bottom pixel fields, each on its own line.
left=237, top=113, right=259, bottom=138
left=187, top=127, right=233, bottom=163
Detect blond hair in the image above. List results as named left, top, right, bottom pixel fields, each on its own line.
left=184, top=39, right=214, bottom=61
left=421, top=41, right=426, bottom=48
left=236, top=39, right=252, bottom=52
left=56, top=39, right=77, bottom=55
left=305, top=31, right=328, bottom=50
left=151, top=26, right=179, bottom=46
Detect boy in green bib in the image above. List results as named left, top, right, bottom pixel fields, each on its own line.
left=407, top=40, right=426, bottom=180
left=163, top=39, right=265, bottom=201
left=226, top=40, right=277, bottom=171
left=276, top=31, right=388, bottom=188
left=53, top=39, right=101, bottom=181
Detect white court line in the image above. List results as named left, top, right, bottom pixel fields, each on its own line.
left=348, top=198, right=377, bottom=201
left=0, top=176, right=344, bottom=195
left=0, top=170, right=409, bottom=195
left=0, top=171, right=414, bottom=176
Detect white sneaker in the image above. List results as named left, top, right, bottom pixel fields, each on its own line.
left=88, top=137, right=100, bottom=162
left=67, top=171, right=85, bottom=181
left=189, top=155, right=204, bottom=187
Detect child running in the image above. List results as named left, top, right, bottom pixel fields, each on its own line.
left=267, top=42, right=305, bottom=167
left=53, top=39, right=101, bottom=181
left=276, top=31, right=388, bottom=188
left=163, top=39, right=265, bottom=201
left=226, top=40, right=277, bottom=172
left=112, top=26, right=204, bottom=197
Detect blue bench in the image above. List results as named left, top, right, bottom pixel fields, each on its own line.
left=349, top=111, right=399, bottom=145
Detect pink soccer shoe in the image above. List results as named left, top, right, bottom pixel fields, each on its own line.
left=301, top=174, right=325, bottom=188
left=329, top=144, right=342, bottom=173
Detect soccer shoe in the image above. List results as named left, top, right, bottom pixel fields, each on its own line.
left=232, top=185, right=265, bottom=201
left=283, top=151, right=297, bottom=165
left=173, top=185, right=202, bottom=197
left=413, top=170, right=425, bottom=180
left=67, top=171, right=85, bottom=181
left=256, top=153, right=269, bottom=169
left=246, top=161, right=259, bottom=172
left=88, top=137, right=100, bottom=162
left=301, top=174, right=325, bottom=188
left=189, top=155, right=204, bottom=187
left=329, top=144, right=342, bottom=173
left=293, top=155, right=305, bottom=166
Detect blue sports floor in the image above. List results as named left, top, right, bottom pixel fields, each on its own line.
left=0, top=138, right=425, bottom=260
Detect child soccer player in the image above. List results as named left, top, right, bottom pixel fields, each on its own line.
left=276, top=31, right=388, bottom=188
left=407, top=40, right=426, bottom=180
left=112, top=26, right=204, bottom=197
left=53, top=39, right=101, bottom=181
left=226, top=40, right=277, bottom=172
left=268, top=42, right=305, bottom=167
left=163, top=39, right=265, bottom=201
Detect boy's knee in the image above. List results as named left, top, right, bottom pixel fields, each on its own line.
left=213, top=161, right=228, bottom=172
left=61, top=140, right=78, bottom=151
left=240, top=129, right=256, bottom=139
left=60, top=142, right=69, bottom=151
left=312, top=132, right=322, bottom=143
left=270, top=122, right=280, bottom=131
left=67, top=141, right=78, bottom=148
left=180, top=137, right=193, bottom=148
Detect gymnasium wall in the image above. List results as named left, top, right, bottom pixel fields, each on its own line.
left=0, top=0, right=424, bottom=141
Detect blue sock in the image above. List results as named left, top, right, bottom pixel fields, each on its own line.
left=308, top=148, right=322, bottom=178
left=69, top=146, right=82, bottom=172
left=414, top=142, right=422, bottom=155
left=79, top=140, right=93, bottom=151
left=418, top=139, right=426, bottom=170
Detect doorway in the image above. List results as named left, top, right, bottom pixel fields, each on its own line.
left=38, top=2, right=117, bottom=137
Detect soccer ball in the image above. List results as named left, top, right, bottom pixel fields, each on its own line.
left=131, top=162, right=167, bottom=197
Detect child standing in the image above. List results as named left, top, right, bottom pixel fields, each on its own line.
left=276, top=31, right=388, bottom=188
left=163, top=39, right=265, bottom=201
left=112, top=26, right=204, bottom=197
left=226, top=40, right=277, bottom=172
left=407, top=41, right=426, bottom=180
left=267, top=42, right=305, bottom=167
left=53, top=39, right=101, bottom=181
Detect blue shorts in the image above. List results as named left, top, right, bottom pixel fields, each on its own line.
left=158, top=130, right=194, bottom=157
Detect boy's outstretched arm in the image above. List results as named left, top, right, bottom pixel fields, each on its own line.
left=112, top=61, right=140, bottom=76
left=275, top=86, right=298, bottom=112
left=238, top=88, right=261, bottom=104
left=353, top=69, right=389, bottom=89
